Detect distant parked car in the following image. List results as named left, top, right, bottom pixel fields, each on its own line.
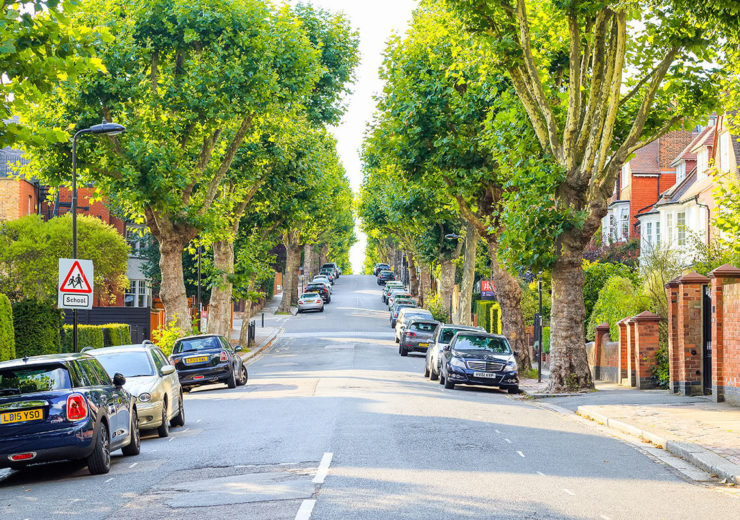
left=319, top=268, right=336, bottom=283
left=390, top=302, right=418, bottom=328
left=90, top=344, right=184, bottom=438
left=387, top=290, right=413, bottom=309
left=321, top=263, right=340, bottom=278
left=425, top=324, right=485, bottom=380
left=377, top=270, right=396, bottom=285
left=373, top=263, right=390, bottom=276
left=394, top=308, right=434, bottom=340
left=382, top=281, right=406, bottom=303
left=0, top=353, right=140, bottom=475
left=306, top=282, right=331, bottom=303
left=438, top=332, right=519, bottom=393
left=399, top=318, right=440, bottom=357
left=298, top=292, right=325, bottom=313
left=313, top=275, right=334, bottom=288
left=170, top=335, right=247, bottom=392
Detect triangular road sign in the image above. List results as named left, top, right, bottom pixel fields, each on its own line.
left=59, top=260, right=93, bottom=294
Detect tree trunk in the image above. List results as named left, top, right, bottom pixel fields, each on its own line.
left=156, top=236, right=192, bottom=334
left=277, top=229, right=301, bottom=314
left=548, top=247, right=594, bottom=391
left=318, top=243, right=329, bottom=269
left=208, top=239, right=234, bottom=336
left=485, top=238, right=532, bottom=371
left=419, top=263, right=432, bottom=308
left=304, top=243, right=316, bottom=280
left=439, top=260, right=456, bottom=318
left=407, top=253, right=419, bottom=297
left=238, top=278, right=257, bottom=347
left=457, top=221, right=478, bottom=326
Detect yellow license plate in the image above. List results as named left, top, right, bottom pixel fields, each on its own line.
left=185, top=356, right=209, bottom=364
left=0, top=408, right=43, bottom=425
left=418, top=343, right=429, bottom=348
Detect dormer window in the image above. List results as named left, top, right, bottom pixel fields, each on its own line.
left=697, top=148, right=708, bottom=179
left=675, top=161, right=686, bottom=183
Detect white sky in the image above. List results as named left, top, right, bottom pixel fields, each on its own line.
left=291, top=0, right=419, bottom=273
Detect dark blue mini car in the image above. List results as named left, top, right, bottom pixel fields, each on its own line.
left=0, top=353, right=140, bottom=474
left=439, top=332, right=519, bottom=393
left=170, top=335, right=247, bottom=391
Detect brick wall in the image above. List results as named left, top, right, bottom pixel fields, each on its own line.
left=630, top=175, right=659, bottom=238
left=659, top=130, right=696, bottom=169
left=722, top=281, right=740, bottom=405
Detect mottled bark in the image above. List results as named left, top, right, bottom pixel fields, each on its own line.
left=419, top=263, right=432, bottom=308
left=407, top=253, right=419, bottom=297
left=277, top=229, right=301, bottom=314
left=238, top=278, right=257, bottom=347
left=207, top=239, right=234, bottom=336
left=456, top=221, right=478, bottom=326
left=304, top=243, right=317, bottom=280
left=439, top=260, right=456, bottom=317
left=318, top=243, right=329, bottom=269
left=157, top=236, right=192, bottom=333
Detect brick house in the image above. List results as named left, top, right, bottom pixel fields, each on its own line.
left=0, top=148, right=39, bottom=221
left=602, top=129, right=698, bottom=244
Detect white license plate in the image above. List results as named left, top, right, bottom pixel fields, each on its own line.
left=473, top=372, right=497, bottom=379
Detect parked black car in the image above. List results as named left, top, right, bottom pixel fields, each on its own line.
left=321, top=263, right=340, bottom=279
left=373, top=263, right=390, bottom=276
left=306, top=282, right=331, bottom=303
left=377, top=270, right=396, bottom=285
left=439, top=332, right=519, bottom=393
left=170, top=335, right=247, bottom=391
left=0, top=353, right=140, bottom=474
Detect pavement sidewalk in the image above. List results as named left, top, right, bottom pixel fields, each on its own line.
left=230, top=294, right=285, bottom=362
left=521, top=379, right=740, bottom=484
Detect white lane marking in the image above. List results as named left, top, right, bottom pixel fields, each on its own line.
left=600, top=516, right=611, bottom=520
left=537, top=471, right=545, bottom=476
left=494, top=429, right=502, bottom=434
left=295, top=499, right=316, bottom=520
left=563, top=488, right=575, bottom=496
left=516, top=451, right=525, bottom=458
left=196, top=419, right=202, bottom=423
left=128, top=462, right=137, bottom=468
left=504, top=438, right=512, bottom=444
left=168, top=437, right=175, bottom=442
left=104, top=478, right=114, bottom=483
left=313, top=452, right=333, bottom=484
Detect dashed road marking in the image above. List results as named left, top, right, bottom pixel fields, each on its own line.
left=516, top=451, right=525, bottom=458
left=504, top=438, right=512, bottom=444
left=104, top=478, right=114, bottom=483
left=600, top=515, right=611, bottom=520
left=313, top=452, right=333, bottom=484
left=129, top=462, right=137, bottom=468
left=295, top=499, right=316, bottom=520
left=563, top=488, right=575, bottom=496
left=168, top=437, right=175, bottom=442
left=537, top=471, right=545, bottom=476
left=494, top=429, right=502, bottom=434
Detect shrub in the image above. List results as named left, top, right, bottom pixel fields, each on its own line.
left=583, top=260, right=638, bottom=326
left=475, top=300, right=501, bottom=333
left=542, top=326, right=550, bottom=354
left=103, top=324, right=132, bottom=346
left=12, top=299, right=63, bottom=357
left=0, top=294, right=15, bottom=361
left=427, top=295, right=451, bottom=323
left=587, top=276, right=649, bottom=341
left=61, top=325, right=105, bottom=352
left=152, top=319, right=185, bottom=357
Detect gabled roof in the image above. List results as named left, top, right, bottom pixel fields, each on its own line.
left=629, top=140, right=660, bottom=174
left=689, top=126, right=715, bottom=153
left=654, top=167, right=698, bottom=208
left=670, top=127, right=712, bottom=166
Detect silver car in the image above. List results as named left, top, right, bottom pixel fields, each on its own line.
left=425, top=324, right=486, bottom=380
left=394, top=307, right=434, bottom=341
left=90, top=343, right=185, bottom=437
left=399, top=318, right=440, bottom=356
left=298, top=292, right=324, bottom=313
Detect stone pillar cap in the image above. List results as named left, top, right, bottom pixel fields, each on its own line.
left=595, top=322, right=610, bottom=332
left=678, top=271, right=710, bottom=284
left=709, top=264, right=740, bottom=279
left=617, top=317, right=631, bottom=326
left=631, top=310, right=662, bottom=322
left=664, top=277, right=681, bottom=289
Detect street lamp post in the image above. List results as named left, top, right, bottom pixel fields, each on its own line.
left=537, top=275, right=543, bottom=383
left=71, top=120, right=125, bottom=352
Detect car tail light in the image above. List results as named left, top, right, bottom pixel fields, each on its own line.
left=220, top=350, right=228, bottom=362
left=406, top=332, right=417, bottom=337
left=67, top=394, right=88, bottom=421
left=315, top=300, right=322, bottom=304
left=9, top=452, right=36, bottom=462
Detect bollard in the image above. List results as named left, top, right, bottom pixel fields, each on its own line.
left=261, top=312, right=264, bottom=328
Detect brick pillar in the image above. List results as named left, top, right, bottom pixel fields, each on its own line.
left=676, top=272, right=710, bottom=396
left=708, top=264, right=740, bottom=403
left=617, top=318, right=630, bottom=385
left=594, top=322, right=610, bottom=381
left=632, top=311, right=662, bottom=389
left=628, top=320, right=638, bottom=386
left=665, top=278, right=680, bottom=393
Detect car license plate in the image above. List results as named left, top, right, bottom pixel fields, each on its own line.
left=0, top=408, right=43, bottom=425
left=473, top=372, right=497, bottom=379
left=185, top=356, right=209, bottom=365
left=418, top=343, right=429, bottom=348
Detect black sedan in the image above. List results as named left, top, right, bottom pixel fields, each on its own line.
left=439, top=332, right=519, bottom=393
left=170, top=334, right=248, bottom=391
left=306, top=282, right=331, bottom=303
left=0, top=353, right=140, bottom=474
left=377, top=270, right=396, bottom=285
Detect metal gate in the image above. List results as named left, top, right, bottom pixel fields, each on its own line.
left=702, top=285, right=712, bottom=395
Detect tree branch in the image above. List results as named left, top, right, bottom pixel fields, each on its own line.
left=563, top=7, right=581, bottom=168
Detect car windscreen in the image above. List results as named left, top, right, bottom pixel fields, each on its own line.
left=301, top=293, right=320, bottom=299
left=0, top=364, right=72, bottom=395
left=306, top=285, right=325, bottom=291
left=321, top=264, right=334, bottom=269
left=453, top=335, right=512, bottom=354
left=409, top=322, right=438, bottom=333
left=173, top=336, right=223, bottom=354
left=440, top=328, right=467, bottom=343
left=94, top=351, right=155, bottom=378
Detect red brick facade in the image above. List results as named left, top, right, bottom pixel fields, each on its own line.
left=0, top=178, right=38, bottom=221
left=709, top=265, right=740, bottom=405
left=631, top=311, right=661, bottom=389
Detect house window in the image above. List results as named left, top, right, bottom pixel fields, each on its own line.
left=27, top=195, right=32, bottom=215
left=125, top=226, right=147, bottom=258
left=697, top=148, right=708, bottom=179
left=656, top=222, right=661, bottom=246
left=677, top=212, right=686, bottom=246
left=609, top=214, right=617, bottom=242
left=620, top=210, right=629, bottom=240
left=675, top=161, right=686, bottom=183
left=720, top=132, right=731, bottom=173
left=667, top=214, right=673, bottom=244
left=124, top=280, right=149, bottom=308
left=646, top=222, right=653, bottom=246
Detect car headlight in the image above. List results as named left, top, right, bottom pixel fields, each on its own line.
left=450, top=357, right=466, bottom=369
left=138, top=392, right=152, bottom=403
left=506, top=358, right=518, bottom=371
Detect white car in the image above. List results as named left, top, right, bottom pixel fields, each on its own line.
left=388, top=289, right=413, bottom=309
left=425, top=324, right=485, bottom=380
left=298, top=292, right=324, bottom=313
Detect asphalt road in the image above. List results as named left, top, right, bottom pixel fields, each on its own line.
left=0, top=274, right=737, bottom=519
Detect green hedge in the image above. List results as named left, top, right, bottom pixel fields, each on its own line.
left=61, top=323, right=130, bottom=351
left=475, top=301, right=502, bottom=333
left=542, top=326, right=550, bottom=354
left=12, top=299, right=63, bottom=358
left=103, top=323, right=132, bottom=346
left=0, top=294, right=15, bottom=361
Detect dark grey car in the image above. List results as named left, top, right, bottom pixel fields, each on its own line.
left=399, top=318, right=440, bottom=356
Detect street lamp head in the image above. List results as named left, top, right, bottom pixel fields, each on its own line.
left=445, top=233, right=460, bottom=240
left=88, top=119, right=126, bottom=136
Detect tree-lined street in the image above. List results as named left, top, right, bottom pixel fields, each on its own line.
left=1, top=275, right=736, bottom=519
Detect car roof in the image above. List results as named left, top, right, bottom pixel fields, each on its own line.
left=88, top=344, right=157, bottom=355
left=176, top=334, right=223, bottom=342
left=0, top=352, right=95, bottom=369
left=451, top=330, right=508, bottom=340
left=440, top=325, right=485, bottom=332
left=399, top=307, right=431, bottom=316
left=407, top=317, right=440, bottom=325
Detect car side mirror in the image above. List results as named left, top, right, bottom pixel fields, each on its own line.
left=234, top=346, right=243, bottom=352
left=513, top=350, right=519, bottom=357
left=442, top=345, right=451, bottom=352
left=113, top=373, right=126, bottom=387
left=160, top=365, right=176, bottom=376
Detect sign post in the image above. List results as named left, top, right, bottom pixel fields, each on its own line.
left=58, top=259, right=94, bottom=352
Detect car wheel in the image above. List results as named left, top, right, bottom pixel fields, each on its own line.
left=439, top=370, right=445, bottom=385
left=444, top=378, right=455, bottom=390
left=237, top=365, right=248, bottom=386
left=157, top=402, right=170, bottom=438
left=122, top=409, right=141, bottom=456
left=182, top=386, right=191, bottom=393
left=423, top=362, right=430, bottom=378
left=430, top=364, right=439, bottom=381
left=87, top=422, right=111, bottom=475
left=399, top=345, right=408, bottom=357
left=508, top=386, right=519, bottom=395
left=320, top=306, right=324, bottom=312
left=170, top=392, right=186, bottom=427
left=297, top=309, right=302, bottom=314
left=227, top=368, right=237, bottom=389
left=326, top=297, right=331, bottom=303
